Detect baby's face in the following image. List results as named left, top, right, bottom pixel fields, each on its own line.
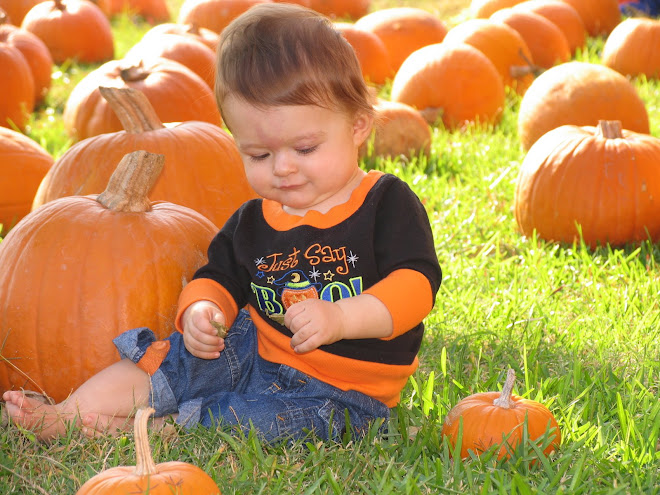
left=222, top=96, right=373, bottom=216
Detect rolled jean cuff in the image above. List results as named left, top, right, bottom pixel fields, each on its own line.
left=113, top=327, right=180, bottom=419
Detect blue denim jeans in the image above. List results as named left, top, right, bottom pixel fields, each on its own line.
left=113, top=309, right=390, bottom=443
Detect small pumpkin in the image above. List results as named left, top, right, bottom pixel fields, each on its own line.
left=62, top=57, right=221, bottom=141
left=125, top=33, right=217, bottom=90
left=391, top=42, right=505, bottom=130
left=0, top=15, right=53, bottom=105
left=517, top=61, right=649, bottom=151
left=359, top=99, right=431, bottom=160
left=602, top=18, right=660, bottom=80
left=20, top=0, right=114, bottom=64
left=558, top=0, right=620, bottom=37
left=0, top=126, right=53, bottom=235
left=0, top=150, right=218, bottom=402
left=470, top=0, right=524, bottom=18
left=0, top=32, right=35, bottom=130
left=512, top=0, right=586, bottom=55
left=442, top=18, right=536, bottom=95
left=76, top=408, right=221, bottom=494
left=333, top=22, right=393, bottom=85
left=0, top=0, right=41, bottom=25
left=177, top=0, right=269, bottom=34
left=490, top=8, right=570, bottom=70
left=141, top=22, right=220, bottom=51
left=442, top=369, right=561, bottom=460
left=107, top=0, right=170, bottom=23
left=515, top=120, right=660, bottom=247
left=354, top=7, right=448, bottom=73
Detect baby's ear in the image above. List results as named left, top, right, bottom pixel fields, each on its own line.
left=352, top=110, right=375, bottom=146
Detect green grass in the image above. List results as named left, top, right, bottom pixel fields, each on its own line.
left=3, top=1, right=660, bottom=493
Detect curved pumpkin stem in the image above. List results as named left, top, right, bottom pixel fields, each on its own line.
left=510, top=48, right=543, bottom=78
left=596, top=120, right=623, bottom=139
left=133, top=407, right=158, bottom=476
left=492, top=368, right=516, bottom=409
left=96, top=150, right=165, bottom=213
left=99, top=86, right=164, bottom=133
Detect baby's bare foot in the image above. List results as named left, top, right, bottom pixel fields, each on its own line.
left=2, top=390, right=78, bottom=441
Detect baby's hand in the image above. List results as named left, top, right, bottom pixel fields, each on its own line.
left=181, top=301, right=226, bottom=359
left=285, top=299, right=345, bottom=354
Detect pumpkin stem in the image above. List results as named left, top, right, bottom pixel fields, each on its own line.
left=492, top=368, right=516, bottom=409
left=120, top=61, right=150, bottom=82
left=596, top=120, right=623, bottom=139
left=510, top=49, right=544, bottom=78
left=54, top=0, right=65, bottom=11
left=0, top=8, right=8, bottom=24
left=133, top=407, right=158, bottom=476
left=99, top=86, right=164, bottom=133
left=96, top=150, right=164, bottom=213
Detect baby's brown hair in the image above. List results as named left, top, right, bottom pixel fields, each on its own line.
left=215, top=3, right=374, bottom=119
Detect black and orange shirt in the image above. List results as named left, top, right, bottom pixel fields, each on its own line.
left=176, top=170, right=442, bottom=406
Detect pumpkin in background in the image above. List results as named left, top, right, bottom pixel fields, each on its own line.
left=442, top=369, right=561, bottom=459
left=0, top=127, right=53, bottom=235
left=35, top=86, right=255, bottom=231
left=0, top=35, right=34, bottom=130
left=0, top=17, right=52, bottom=105
left=177, top=0, right=270, bottom=34
left=602, top=18, right=660, bottom=80
left=0, top=151, right=218, bottom=403
left=517, top=61, right=649, bottom=151
left=62, top=57, right=221, bottom=141
left=334, top=22, right=393, bottom=85
left=354, top=8, right=448, bottom=73
left=471, top=0, right=523, bottom=18
left=0, top=0, right=41, bottom=25
left=20, top=0, right=114, bottom=64
left=141, top=22, right=220, bottom=51
left=391, top=42, right=505, bottom=130
left=125, top=33, right=217, bottom=90
left=515, top=120, right=660, bottom=247
left=359, top=99, right=431, bottom=160
left=558, top=0, right=620, bottom=37
left=76, top=408, right=221, bottom=494
left=107, top=0, right=170, bottom=23
left=512, top=0, right=586, bottom=55
left=490, top=8, right=570, bottom=70
left=442, top=18, right=536, bottom=95
left=306, top=0, right=369, bottom=19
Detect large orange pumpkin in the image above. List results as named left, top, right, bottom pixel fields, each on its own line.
left=0, top=150, right=218, bottom=403
left=441, top=369, right=561, bottom=460
left=390, top=42, right=505, bottom=130
left=76, top=408, right=221, bottom=494
left=62, top=57, right=222, bottom=141
left=512, top=0, right=586, bottom=55
left=0, top=0, right=41, bottom=25
left=517, top=61, right=649, bottom=151
left=177, top=0, right=271, bottom=34
left=35, top=86, right=255, bottom=230
left=470, top=0, right=523, bottom=18
left=515, top=120, right=660, bottom=247
left=125, top=33, right=217, bottom=90
left=558, top=0, right=620, bottom=37
left=602, top=18, right=660, bottom=80
left=333, top=22, right=393, bottom=85
left=20, top=0, right=114, bottom=64
left=442, top=18, right=536, bottom=95
left=490, top=8, right=570, bottom=70
left=306, top=0, right=369, bottom=19
left=0, top=127, right=53, bottom=235
left=354, top=8, right=448, bottom=73
left=0, top=34, right=34, bottom=130
left=0, top=19, right=52, bottom=105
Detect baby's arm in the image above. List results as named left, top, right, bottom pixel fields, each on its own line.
left=181, top=300, right=227, bottom=359
left=285, top=294, right=392, bottom=354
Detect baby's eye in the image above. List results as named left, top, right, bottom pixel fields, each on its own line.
left=249, top=153, right=269, bottom=162
left=296, top=145, right=318, bottom=155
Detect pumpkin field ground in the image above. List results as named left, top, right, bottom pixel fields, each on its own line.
left=2, top=0, right=660, bottom=493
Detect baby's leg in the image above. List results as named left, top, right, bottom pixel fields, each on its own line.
left=2, top=358, right=151, bottom=441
